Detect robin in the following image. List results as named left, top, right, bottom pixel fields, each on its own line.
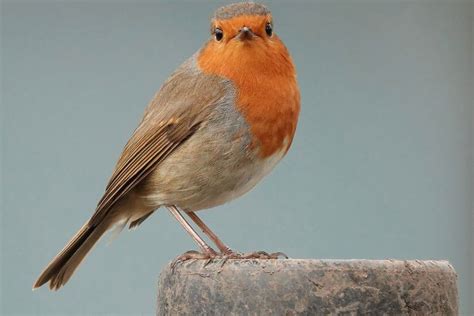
left=34, top=2, right=300, bottom=290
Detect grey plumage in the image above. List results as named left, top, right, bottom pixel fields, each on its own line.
left=214, top=2, right=270, bottom=20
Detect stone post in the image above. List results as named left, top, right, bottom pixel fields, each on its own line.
left=157, top=259, right=458, bottom=315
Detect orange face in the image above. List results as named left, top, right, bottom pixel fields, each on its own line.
left=200, top=15, right=294, bottom=76
left=198, top=14, right=300, bottom=158
left=211, top=15, right=272, bottom=43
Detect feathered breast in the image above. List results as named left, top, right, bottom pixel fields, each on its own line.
left=198, top=34, right=300, bottom=157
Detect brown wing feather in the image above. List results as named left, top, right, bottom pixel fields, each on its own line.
left=89, top=120, right=197, bottom=226
left=88, top=59, right=229, bottom=227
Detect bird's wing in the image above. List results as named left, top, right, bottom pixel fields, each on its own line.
left=88, top=60, right=231, bottom=227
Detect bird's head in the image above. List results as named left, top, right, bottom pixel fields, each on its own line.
left=198, top=2, right=294, bottom=77
left=210, top=2, right=274, bottom=46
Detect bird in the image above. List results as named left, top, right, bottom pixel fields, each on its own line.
left=34, top=2, right=300, bottom=291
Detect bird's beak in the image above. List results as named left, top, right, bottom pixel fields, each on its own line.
left=236, top=26, right=255, bottom=41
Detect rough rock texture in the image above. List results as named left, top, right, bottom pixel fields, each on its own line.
left=157, top=259, right=458, bottom=315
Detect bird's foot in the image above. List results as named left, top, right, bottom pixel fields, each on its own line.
left=171, top=249, right=217, bottom=271
left=171, top=250, right=288, bottom=272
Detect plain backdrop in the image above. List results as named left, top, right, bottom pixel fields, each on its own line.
left=1, top=1, right=473, bottom=315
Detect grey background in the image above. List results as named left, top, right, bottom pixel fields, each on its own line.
left=1, top=1, right=473, bottom=315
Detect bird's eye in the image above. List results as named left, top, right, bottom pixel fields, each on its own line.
left=265, top=23, right=273, bottom=37
left=215, top=28, right=223, bottom=41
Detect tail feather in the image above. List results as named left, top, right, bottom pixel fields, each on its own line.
left=33, top=220, right=109, bottom=290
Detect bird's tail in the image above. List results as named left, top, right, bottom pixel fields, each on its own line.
left=33, top=218, right=110, bottom=290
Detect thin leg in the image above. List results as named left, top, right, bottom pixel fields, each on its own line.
left=186, top=211, right=232, bottom=254
left=166, top=206, right=217, bottom=255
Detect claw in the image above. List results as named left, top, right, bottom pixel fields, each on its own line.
left=219, top=256, right=229, bottom=268
left=203, top=258, right=214, bottom=268
left=171, top=250, right=215, bottom=272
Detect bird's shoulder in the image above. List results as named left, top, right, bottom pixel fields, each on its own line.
left=142, top=55, right=234, bottom=123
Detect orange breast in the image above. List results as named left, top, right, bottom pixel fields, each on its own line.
left=197, top=31, right=300, bottom=158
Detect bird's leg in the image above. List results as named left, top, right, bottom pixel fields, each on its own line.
left=185, top=211, right=289, bottom=260
left=166, top=206, right=217, bottom=258
left=186, top=211, right=233, bottom=254
left=168, top=207, right=288, bottom=263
